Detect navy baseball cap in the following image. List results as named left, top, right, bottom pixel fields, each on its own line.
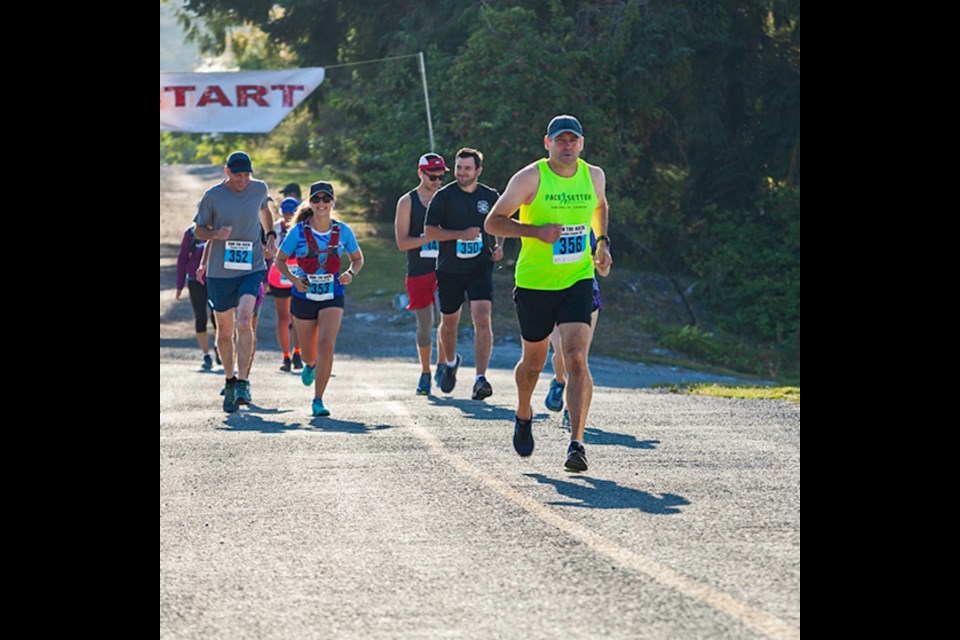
left=280, top=197, right=300, bottom=214
left=281, top=183, right=301, bottom=197
left=226, top=151, right=253, bottom=173
left=547, top=115, right=583, bottom=140
left=309, top=181, right=335, bottom=198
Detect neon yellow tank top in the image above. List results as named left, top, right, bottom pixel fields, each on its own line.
left=516, top=158, right=597, bottom=290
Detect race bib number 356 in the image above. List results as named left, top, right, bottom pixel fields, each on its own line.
left=306, top=273, right=335, bottom=301
left=553, top=225, right=588, bottom=264
left=224, top=240, right=254, bottom=271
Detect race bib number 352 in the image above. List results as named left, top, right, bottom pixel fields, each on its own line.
left=553, top=225, right=588, bottom=264
left=224, top=240, right=254, bottom=271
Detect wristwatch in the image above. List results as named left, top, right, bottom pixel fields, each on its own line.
left=596, top=235, right=611, bottom=247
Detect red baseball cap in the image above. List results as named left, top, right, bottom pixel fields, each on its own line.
left=418, top=153, right=450, bottom=172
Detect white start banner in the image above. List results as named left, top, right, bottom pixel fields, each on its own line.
left=160, top=68, right=325, bottom=133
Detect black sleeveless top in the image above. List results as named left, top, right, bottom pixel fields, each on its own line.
left=406, top=190, right=439, bottom=277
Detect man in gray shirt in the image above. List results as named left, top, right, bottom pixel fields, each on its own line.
left=193, top=151, right=278, bottom=412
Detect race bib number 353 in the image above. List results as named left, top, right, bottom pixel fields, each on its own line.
left=553, top=225, right=588, bottom=264
left=306, top=273, right=335, bottom=301
left=224, top=240, right=254, bottom=271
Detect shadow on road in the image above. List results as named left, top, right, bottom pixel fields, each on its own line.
left=309, top=418, right=393, bottom=434
left=427, top=395, right=523, bottom=422
left=219, top=408, right=298, bottom=433
left=584, top=427, right=660, bottom=450
left=525, top=473, right=689, bottom=514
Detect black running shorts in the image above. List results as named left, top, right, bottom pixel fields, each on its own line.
left=513, top=278, right=594, bottom=343
left=436, top=261, right=494, bottom=315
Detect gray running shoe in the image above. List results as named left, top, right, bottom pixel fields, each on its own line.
left=564, top=441, right=588, bottom=472
left=439, top=354, right=461, bottom=394
left=472, top=376, right=493, bottom=400
left=236, top=380, right=251, bottom=405
left=222, top=383, right=239, bottom=413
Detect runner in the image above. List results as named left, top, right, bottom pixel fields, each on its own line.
left=280, top=183, right=302, bottom=201
left=424, top=148, right=504, bottom=400
left=394, top=153, right=448, bottom=395
left=192, top=151, right=277, bottom=413
left=267, top=196, right=303, bottom=371
left=175, top=224, right=217, bottom=370
left=544, top=230, right=611, bottom=428
left=274, top=181, right=364, bottom=417
left=484, top=116, right=612, bottom=471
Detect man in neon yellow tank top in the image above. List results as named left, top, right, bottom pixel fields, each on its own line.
left=485, top=115, right=612, bottom=472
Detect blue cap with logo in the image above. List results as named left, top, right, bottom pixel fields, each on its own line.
left=547, top=115, right=583, bottom=140
left=280, top=197, right=300, bottom=214
left=226, top=151, right=253, bottom=173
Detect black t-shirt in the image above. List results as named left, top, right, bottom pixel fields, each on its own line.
left=424, top=182, right=500, bottom=273
left=405, top=190, right=438, bottom=278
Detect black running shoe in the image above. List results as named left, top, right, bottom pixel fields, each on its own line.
left=280, top=356, right=292, bottom=372
left=202, top=354, right=213, bottom=371
left=472, top=376, right=493, bottom=400
left=440, top=354, right=461, bottom=393
left=564, top=441, right=588, bottom=472
left=222, top=383, right=239, bottom=413
left=214, top=347, right=222, bottom=365
left=513, top=416, right=534, bottom=457
left=292, top=352, right=303, bottom=369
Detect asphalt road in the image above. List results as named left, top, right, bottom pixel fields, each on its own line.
left=160, top=165, right=800, bottom=639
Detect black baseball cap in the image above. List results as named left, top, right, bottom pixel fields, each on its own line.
left=547, top=115, right=583, bottom=140
left=309, top=181, right=335, bottom=198
left=281, top=183, right=301, bottom=197
left=226, top=151, right=253, bottom=173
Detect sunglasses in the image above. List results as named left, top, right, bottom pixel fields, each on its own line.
left=310, top=194, right=334, bottom=204
left=423, top=173, right=445, bottom=182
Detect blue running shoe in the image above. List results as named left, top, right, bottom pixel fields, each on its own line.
left=202, top=354, right=213, bottom=370
left=236, top=380, right=251, bottom=405
left=222, top=383, right=239, bottom=413
left=312, top=398, right=330, bottom=417
left=564, top=441, right=588, bottom=472
left=562, top=409, right=570, bottom=431
left=545, top=378, right=565, bottom=412
left=440, top=354, right=461, bottom=394
left=513, top=416, right=534, bottom=457
left=416, top=373, right=431, bottom=396
left=301, top=364, right=316, bottom=386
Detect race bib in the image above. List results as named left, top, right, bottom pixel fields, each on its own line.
left=553, top=225, right=588, bottom=264
left=306, top=273, right=335, bottom=301
left=420, top=237, right=439, bottom=259
left=456, top=233, right=483, bottom=259
left=224, top=240, right=253, bottom=271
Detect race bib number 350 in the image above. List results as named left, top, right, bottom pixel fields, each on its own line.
left=456, top=234, right=483, bottom=259
left=224, top=240, right=254, bottom=271
left=553, top=225, right=588, bottom=264
left=306, top=273, right=335, bottom=301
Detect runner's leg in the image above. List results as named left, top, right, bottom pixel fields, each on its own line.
left=516, top=337, right=550, bottom=420
left=470, top=300, right=492, bottom=377
left=558, top=322, right=593, bottom=443
left=314, top=307, right=344, bottom=400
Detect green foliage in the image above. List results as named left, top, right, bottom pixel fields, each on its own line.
left=169, top=0, right=801, bottom=375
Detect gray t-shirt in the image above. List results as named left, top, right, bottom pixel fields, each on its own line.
left=193, top=180, right=270, bottom=279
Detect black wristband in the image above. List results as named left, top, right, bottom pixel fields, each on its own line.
left=266, top=230, right=278, bottom=240
left=596, top=235, right=611, bottom=247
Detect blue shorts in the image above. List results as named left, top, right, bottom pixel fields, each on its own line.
left=206, top=271, right=266, bottom=313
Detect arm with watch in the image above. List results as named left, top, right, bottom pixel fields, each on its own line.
left=591, top=167, right=612, bottom=275
left=338, top=248, right=364, bottom=286
left=260, top=205, right=279, bottom=259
